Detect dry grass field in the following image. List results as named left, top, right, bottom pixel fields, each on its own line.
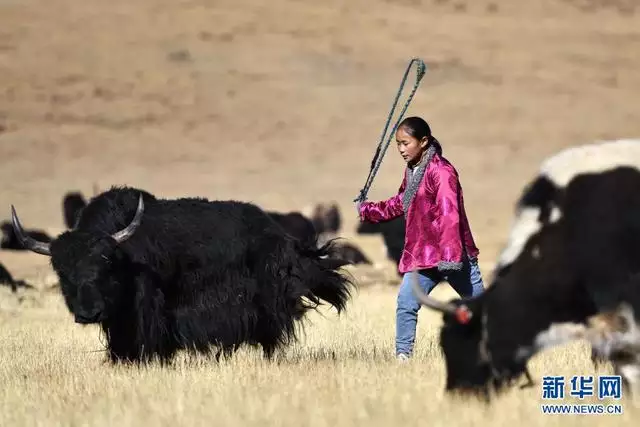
left=0, top=278, right=637, bottom=426
left=1, top=0, right=639, bottom=424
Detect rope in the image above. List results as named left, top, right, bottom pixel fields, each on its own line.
left=354, top=58, right=428, bottom=203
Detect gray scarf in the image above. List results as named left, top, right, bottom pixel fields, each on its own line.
left=402, top=145, right=437, bottom=214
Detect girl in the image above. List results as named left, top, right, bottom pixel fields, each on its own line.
left=356, top=116, right=485, bottom=361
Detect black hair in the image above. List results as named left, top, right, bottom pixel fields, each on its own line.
left=397, top=116, right=443, bottom=155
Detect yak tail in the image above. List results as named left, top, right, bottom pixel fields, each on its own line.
left=319, top=257, right=351, bottom=271
left=300, top=240, right=354, bottom=314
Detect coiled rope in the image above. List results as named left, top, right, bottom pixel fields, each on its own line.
left=354, top=58, right=428, bottom=203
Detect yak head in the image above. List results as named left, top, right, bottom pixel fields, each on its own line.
left=11, top=195, right=144, bottom=324
left=410, top=272, right=504, bottom=398
left=411, top=222, right=594, bottom=399
left=411, top=271, right=551, bottom=400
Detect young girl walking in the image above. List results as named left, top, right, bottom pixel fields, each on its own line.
left=356, top=116, right=485, bottom=361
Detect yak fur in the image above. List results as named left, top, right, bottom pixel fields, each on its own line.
left=28, top=186, right=353, bottom=365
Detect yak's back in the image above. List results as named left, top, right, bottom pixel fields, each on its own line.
left=76, top=186, right=287, bottom=272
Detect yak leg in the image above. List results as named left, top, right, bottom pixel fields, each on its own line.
left=591, top=346, right=610, bottom=367
left=586, top=303, right=640, bottom=404
left=262, top=343, right=277, bottom=360
left=103, top=268, right=179, bottom=365
left=258, top=325, right=286, bottom=361
left=519, top=367, right=535, bottom=389
left=614, top=358, right=640, bottom=399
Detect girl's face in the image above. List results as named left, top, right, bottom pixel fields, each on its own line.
left=396, top=127, right=428, bottom=165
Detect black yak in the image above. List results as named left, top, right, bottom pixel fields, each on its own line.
left=62, top=191, right=88, bottom=229
left=356, top=217, right=405, bottom=276
left=267, top=211, right=318, bottom=247
left=267, top=209, right=371, bottom=266
left=1, top=221, right=52, bottom=250
left=0, top=261, right=33, bottom=292
left=326, top=240, right=372, bottom=266
left=308, top=202, right=342, bottom=239
left=11, top=186, right=353, bottom=364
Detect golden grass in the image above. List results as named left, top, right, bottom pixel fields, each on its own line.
left=1, top=276, right=637, bottom=426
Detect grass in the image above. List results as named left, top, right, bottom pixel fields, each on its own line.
left=0, top=279, right=637, bottom=426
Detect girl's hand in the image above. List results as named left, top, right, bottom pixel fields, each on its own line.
left=355, top=201, right=363, bottom=219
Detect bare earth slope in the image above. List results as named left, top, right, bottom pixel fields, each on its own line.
left=1, top=0, right=639, bottom=276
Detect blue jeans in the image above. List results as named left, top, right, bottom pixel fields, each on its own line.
left=396, top=257, right=485, bottom=356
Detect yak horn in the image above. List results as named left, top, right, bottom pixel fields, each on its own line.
left=411, top=270, right=469, bottom=317
left=110, top=194, right=144, bottom=243
left=10, top=206, right=52, bottom=256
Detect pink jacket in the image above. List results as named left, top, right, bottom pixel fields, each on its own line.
left=359, top=153, right=479, bottom=274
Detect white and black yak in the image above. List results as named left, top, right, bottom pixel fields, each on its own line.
left=411, top=139, right=640, bottom=400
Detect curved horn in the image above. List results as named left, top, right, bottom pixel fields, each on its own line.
left=110, top=194, right=144, bottom=243
left=10, top=206, right=52, bottom=256
left=410, top=270, right=464, bottom=315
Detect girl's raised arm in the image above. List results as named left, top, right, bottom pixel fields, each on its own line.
left=358, top=176, right=407, bottom=223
